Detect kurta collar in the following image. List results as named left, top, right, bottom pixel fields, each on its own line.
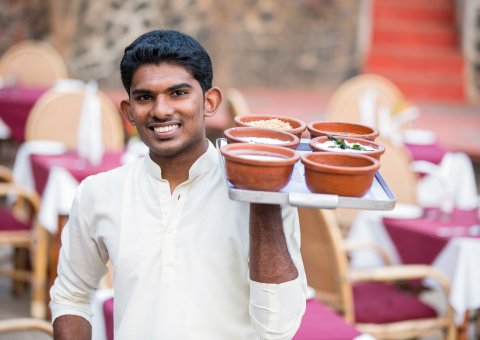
left=143, top=139, right=218, bottom=182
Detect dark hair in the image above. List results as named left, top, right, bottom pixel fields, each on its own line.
left=120, top=30, right=213, bottom=94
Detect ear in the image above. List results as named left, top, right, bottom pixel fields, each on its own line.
left=120, top=99, right=135, bottom=125
left=203, top=87, right=222, bottom=118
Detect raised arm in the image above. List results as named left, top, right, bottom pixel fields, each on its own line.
left=248, top=203, right=306, bottom=340
left=249, top=203, right=298, bottom=283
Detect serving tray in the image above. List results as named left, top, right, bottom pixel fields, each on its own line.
left=217, top=138, right=396, bottom=210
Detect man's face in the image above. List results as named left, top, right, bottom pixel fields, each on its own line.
left=121, top=63, right=219, bottom=163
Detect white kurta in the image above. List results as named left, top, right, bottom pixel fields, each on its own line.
left=50, top=141, right=307, bottom=340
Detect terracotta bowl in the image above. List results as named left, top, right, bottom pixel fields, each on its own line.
left=309, top=136, right=385, bottom=160
left=234, top=114, right=307, bottom=139
left=307, top=121, right=379, bottom=141
left=220, top=143, right=299, bottom=192
left=224, top=126, right=300, bottom=150
left=300, top=152, right=380, bottom=197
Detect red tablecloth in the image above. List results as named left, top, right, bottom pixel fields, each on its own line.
left=0, top=86, right=48, bottom=142
left=404, top=142, right=447, bottom=165
left=30, top=151, right=123, bottom=195
left=383, top=207, right=480, bottom=265
left=103, top=297, right=114, bottom=340
left=294, top=299, right=361, bottom=340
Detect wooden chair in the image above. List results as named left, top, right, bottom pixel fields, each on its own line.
left=0, top=318, right=53, bottom=336
left=325, top=73, right=408, bottom=128
left=335, top=137, right=419, bottom=232
left=0, top=164, right=13, bottom=182
left=25, top=87, right=125, bottom=151
left=299, top=207, right=456, bottom=340
left=224, top=88, right=251, bottom=127
left=323, top=75, right=412, bottom=231
left=0, top=176, right=48, bottom=319
left=0, top=40, right=68, bottom=88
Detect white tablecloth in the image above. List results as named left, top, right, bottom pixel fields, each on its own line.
left=38, top=166, right=79, bottom=233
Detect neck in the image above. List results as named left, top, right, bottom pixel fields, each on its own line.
left=151, top=139, right=208, bottom=193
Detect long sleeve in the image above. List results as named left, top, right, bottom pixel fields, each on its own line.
left=249, top=206, right=307, bottom=339
left=49, top=180, right=108, bottom=324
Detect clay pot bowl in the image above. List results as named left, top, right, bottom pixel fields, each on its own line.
left=234, top=114, right=307, bottom=139
left=307, top=121, right=379, bottom=141
left=220, top=143, right=299, bottom=192
left=309, top=136, right=385, bottom=160
left=300, top=152, right=380, bottom=197
left=224, top=126, right=300, bottom=150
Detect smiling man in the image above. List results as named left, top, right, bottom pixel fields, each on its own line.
left=50, top=29, right=306, bottom=340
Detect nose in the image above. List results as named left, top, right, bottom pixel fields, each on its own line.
left=150, top=96, right=174, bottom=118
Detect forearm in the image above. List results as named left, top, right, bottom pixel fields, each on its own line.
left=249, top=203, right=298, bottom=283
left=53, top=315, right=91, bottom=340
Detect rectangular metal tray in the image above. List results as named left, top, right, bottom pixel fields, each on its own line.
left=217, top=138, right=396, bottom=210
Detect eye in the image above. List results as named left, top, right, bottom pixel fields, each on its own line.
left=135, top=94, right=153, bottom=102
left=171, top=89, right=189, bottom=97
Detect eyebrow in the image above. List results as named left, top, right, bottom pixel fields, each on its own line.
left=131, top=83, right=194, bottom=96
left=168, top=83, right=194, bottom=91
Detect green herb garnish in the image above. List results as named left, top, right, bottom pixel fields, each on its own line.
left=327, top=134, right=347, bottom=149
left=327, top=134, right=369, bottom=151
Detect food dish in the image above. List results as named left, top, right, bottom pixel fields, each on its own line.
left=217, top=139, right=396, bottom=210
left=307, top=121, right=379, bottom=141
left=223, top=126, right=300, bottom=150
left=309, top=135, right=385, bottom=160
left=300, top=152, right=380, bottom=197
left=234, top=114, right=307, bottom=139
left=220, top=142, right=299, bottom=192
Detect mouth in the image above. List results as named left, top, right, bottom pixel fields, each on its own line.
left=153, top=125, right=179, bottom=133
left=150, top=123, right=181, bottom=138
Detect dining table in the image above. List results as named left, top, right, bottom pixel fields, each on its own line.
left=0, top=86, right=48, bottom=142
left=347, top=205, right=480, bottom=338
left=404, top=141, right=447, bottom=165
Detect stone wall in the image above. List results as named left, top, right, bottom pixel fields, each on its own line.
left=0, top=0, right=362, bottom=91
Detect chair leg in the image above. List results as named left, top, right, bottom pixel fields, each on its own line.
left=456, top=310, right=470, bottom=340
left=12, top=247, right=29, bottom=297
left=30, top=225, right=48, bottom=319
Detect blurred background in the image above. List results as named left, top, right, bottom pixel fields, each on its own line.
left=1, top=0, right=480, bottom=339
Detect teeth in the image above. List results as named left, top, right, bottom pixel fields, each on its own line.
left=153, top=125, right=179, bottom=133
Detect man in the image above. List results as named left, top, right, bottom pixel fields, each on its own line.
left=50, top=29, right=306, bottom=340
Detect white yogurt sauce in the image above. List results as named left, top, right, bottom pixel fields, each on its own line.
left=237, top=136, right=289, bottom=145
left=319, top=140, right=375, bottom=152
left=238, top=154, right=285, bottom=161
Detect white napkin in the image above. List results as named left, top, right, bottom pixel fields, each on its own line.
left=391, top=105, right=420, bottom=130
left=38, top=166, right=79, bottom=233
left=0, top=117, right=11, bottom=139
left=52, top=78, right=85, bottom=93
left=77, top=80, right=104, bottom=166
left=12, top=140, right=67, bottom=191
left=415, top=152, right=479, bottom=212
left=378, top=105, right=395, bottom=141
left=358, top=88, right=377, bottom=128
